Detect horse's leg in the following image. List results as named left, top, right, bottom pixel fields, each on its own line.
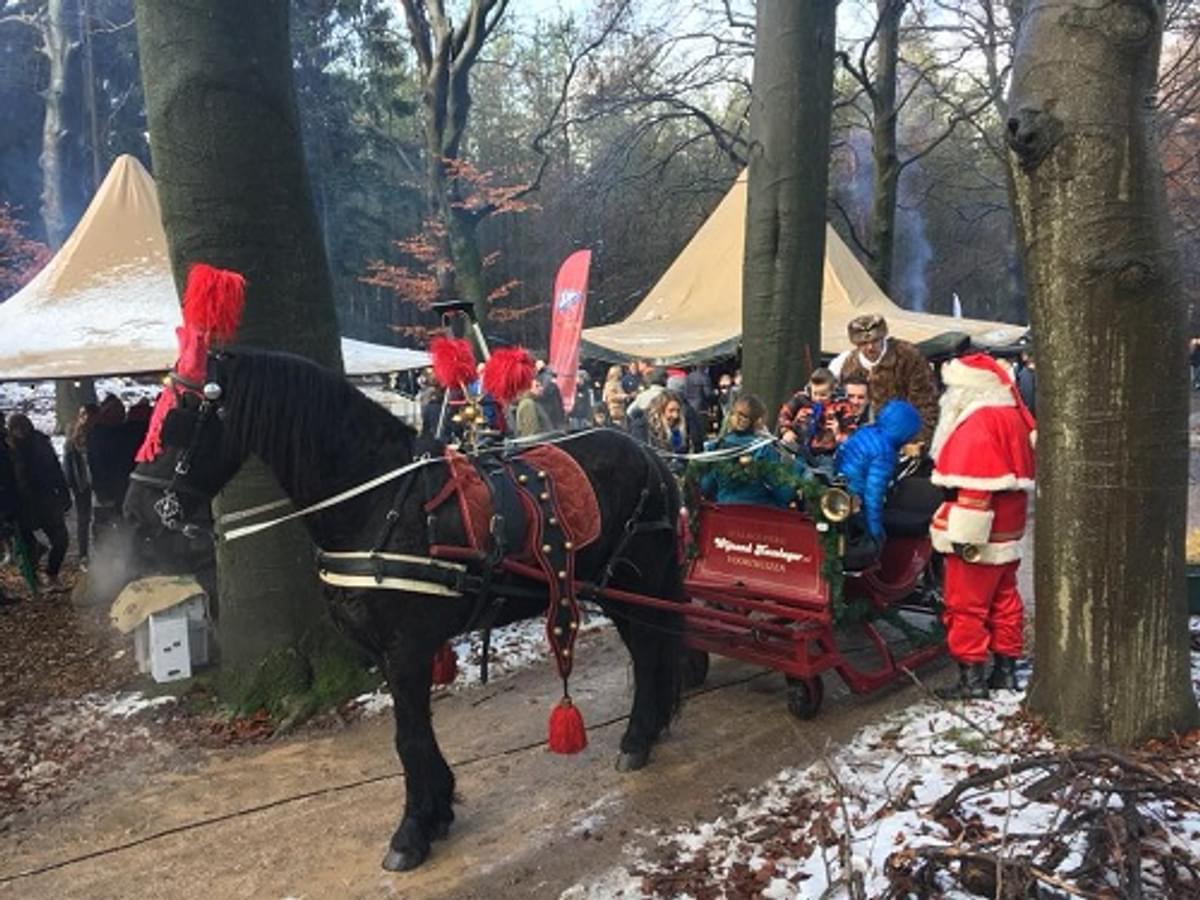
left=610, top=552, right=685, bottom=772
left=380, top=643, right=456, bottom=872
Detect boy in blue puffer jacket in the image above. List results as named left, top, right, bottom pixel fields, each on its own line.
left=835, top=399, right=923, bottom=539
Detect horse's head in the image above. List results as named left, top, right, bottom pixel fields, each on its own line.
left=124, top=352, right=244, bottom=539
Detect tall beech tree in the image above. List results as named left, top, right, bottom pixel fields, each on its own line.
left=134, top=0, right=350, bottom=694
left=742, top=0, right=838, bottom=417
left=1007, top=0, right=1199, bottom=743
left=397, top=0, right=509, bottom=325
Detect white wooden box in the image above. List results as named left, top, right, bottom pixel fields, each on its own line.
left=133, top=595, right=210, bottom=682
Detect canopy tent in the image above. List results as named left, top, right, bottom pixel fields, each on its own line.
left=0, top=155, right=429, bottom=380
left=581, top=173, right=1027, bottom=365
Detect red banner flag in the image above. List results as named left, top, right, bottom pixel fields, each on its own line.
left=548, top=249, right=592, bottom=414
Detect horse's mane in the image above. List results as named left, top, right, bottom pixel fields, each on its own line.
left=220, top=349, right=416, bottom=501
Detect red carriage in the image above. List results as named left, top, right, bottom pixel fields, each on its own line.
left=673, top=470, right=946, bottom=719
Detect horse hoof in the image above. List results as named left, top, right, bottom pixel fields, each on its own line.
left=615, top=749, right=649, bottom=772
left=381, top=846, right=427, bottom=872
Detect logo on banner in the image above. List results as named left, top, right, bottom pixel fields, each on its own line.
left=556, top=288, right=584, bottom=312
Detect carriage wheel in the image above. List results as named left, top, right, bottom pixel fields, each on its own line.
left=682, top=649, right=710, bottom=690
left=785, top=675, right=824, bottom=720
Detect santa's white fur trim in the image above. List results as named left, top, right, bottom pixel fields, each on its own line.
left=931, top=471, right=1035, bottom=492
left=942, top=357, right=1012, bottom=390
left=930, top=531, right=1024, bottom=564
left=944, top=505, right=994, bottom=544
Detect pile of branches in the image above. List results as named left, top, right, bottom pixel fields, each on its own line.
left=886, top=747, right=1200, bottom=898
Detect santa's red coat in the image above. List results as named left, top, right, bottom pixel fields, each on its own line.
left=930, top=403, right=1035, bottom=564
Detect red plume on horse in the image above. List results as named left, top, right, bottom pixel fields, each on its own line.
left=482, top=346, right=536, bottom=406
left=136, top=263, right=246, bottom=463
left=428, top=336, right=477, bottom=390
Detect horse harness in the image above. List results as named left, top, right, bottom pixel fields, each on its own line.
left=315, top=440, right=675, bottom=684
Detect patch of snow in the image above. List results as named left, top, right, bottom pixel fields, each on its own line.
left=347, top=615, right=611, bottom=718
left=568, top=792, right=622, bottom=838
left=567, top=629, right=1200, bottom=899
left=0, top=377, right=160, bottom=438
left=0, top=690, right=178, bottom=826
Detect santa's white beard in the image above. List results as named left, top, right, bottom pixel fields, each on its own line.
left=930, top=382, right=1015, bottom=458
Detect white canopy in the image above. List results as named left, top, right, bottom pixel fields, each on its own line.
left=0, top=155, right=429, bottom=380
left=581, top=172, right=1027, bottom=364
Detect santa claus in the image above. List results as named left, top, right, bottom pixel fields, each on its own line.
left=929, top=353, right=1036, bottom=699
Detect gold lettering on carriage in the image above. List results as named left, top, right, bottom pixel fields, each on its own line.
left=712, top=536, right=810, bottom=565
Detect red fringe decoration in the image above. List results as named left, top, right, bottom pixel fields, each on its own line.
left=182, top=263, right=246, bottom=342
left=547, top=696, right=588, bottom=754
left=429, top=337, right=477, bottom=389
left=431, top=643, right=458, bottom=686
left=483, top=347, right=536, bottom=406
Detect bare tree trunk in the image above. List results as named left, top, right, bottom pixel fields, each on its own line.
left=80, top=0, right=102, bottom=189
left=868, top=0, right=904, bottom=294
left=400, top=0, right=507, bottom=327
left=1008, top=0, right=1199, bottom=743
left=742, top=0, right=839, bottom=417
left=135, top=0, right=347, bottom=687
left=39, top=0, right=77, bottom=251
left=37, top=0, right=95, bottom=432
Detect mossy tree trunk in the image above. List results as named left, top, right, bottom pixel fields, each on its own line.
left=742, top=0, right=839, bottom=417
left=1007, top=0, right=1199, bottom=743
left=135, top=0, right=354, bottom=698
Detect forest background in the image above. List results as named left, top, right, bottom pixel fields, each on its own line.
left=2, top=0, right=1198, bottom=351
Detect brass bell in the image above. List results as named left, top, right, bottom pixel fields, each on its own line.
left=563, top=540, right=573, bottom=550
left=548, top=517, right=558, bottom=526
left=553, top=626, right=563, bottom=636
left=542, top=543, right=553, bottom=554
left=561, top=648, right=571, bottom=658
left=557, top=570, right=568, bottom=580
left=540, top=491, right=550, bottom=501
left=738, top=454, right=751, bottom=466
left=538, top=470, right=547, bottom=479
left=560, top=597, right=570, bottom=607
left=518, top=474, right=528, bottom=484
left=569, top=621, right=579, bottom=631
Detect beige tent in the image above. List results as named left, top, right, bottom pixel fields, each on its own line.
left=0, top=155, right=429, bottom=380
left=581, top=172, right=1027, bottom=364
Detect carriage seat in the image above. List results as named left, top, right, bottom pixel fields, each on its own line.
left=881, top=475, right=945, bottom=538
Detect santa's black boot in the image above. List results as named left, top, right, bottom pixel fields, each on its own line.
left=936, top=663, right=989, bottom=700
left=986, top=654, right=1019, bottom=691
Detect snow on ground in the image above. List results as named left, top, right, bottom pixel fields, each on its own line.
left=347, top=614, right=612, bottom=716
left=564, top=622, right=1200, bottom=899
left=0, top=377, right=161, bottom=455
left=0, top=691, right=178, bottom=830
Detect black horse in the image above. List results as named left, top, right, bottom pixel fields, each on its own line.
left=123, top=348, right=685, bottom=872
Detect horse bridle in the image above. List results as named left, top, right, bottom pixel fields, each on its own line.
left=129, top=358, right=226, bottom=540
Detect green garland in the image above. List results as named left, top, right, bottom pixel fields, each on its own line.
left=682, top=455, right=863, bottom=621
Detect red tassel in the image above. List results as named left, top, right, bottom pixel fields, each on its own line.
left=182, top=263, right=246, bottom=342
left=429, top=337, right=478, bottom=390
left=431, top=643, right=458, bottom=686
left=482, top=347, right=537, bottom=406
left=547, top=696, right=588, bottom=754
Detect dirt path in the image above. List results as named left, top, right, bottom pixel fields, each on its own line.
left=0, top=628, right=941, bottom=900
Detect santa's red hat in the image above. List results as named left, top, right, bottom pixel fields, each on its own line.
left=942, top=353, right=1036, bottom=442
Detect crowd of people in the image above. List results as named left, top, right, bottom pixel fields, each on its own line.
left=0, top=394, right=149, bottom=605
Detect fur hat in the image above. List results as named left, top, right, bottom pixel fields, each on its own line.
left=847, top=314, right=888, bottom=344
